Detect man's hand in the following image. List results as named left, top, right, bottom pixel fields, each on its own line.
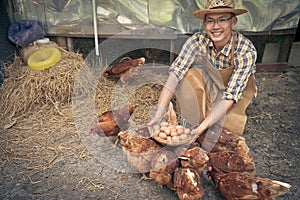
left=190, top=124, right=206, bottom=136
left=191, top=126, right=199, bottom=135
left=193, top=99, right=235, bottom=135
left=147, top=72, right=179, bottom=126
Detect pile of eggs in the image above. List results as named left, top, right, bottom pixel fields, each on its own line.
left=153, top=121, right=194, bottom=143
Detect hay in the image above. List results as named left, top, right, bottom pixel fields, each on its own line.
left=0, top=47, right=83, bottom=121
left=0, top=46, right=166, bottom=188
left=95, top=79, right=164, bottom=125
left=0, top=48, right=89, bottom=183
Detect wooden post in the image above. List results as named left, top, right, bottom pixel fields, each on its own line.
left=67, top=37, right=73, bottom=51
left=277, top=34, right=295, bottom=62
left=56, top=37, right=67, bottom=48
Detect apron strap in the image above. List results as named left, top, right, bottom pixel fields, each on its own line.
left=231, top=31, right=236, bottom=67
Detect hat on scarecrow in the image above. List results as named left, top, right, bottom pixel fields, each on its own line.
left=193, top=0, right=248, bottom=19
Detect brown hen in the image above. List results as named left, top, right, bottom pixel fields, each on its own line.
left=208, top=139, right=256, bottom=174
left=149, top=150, right=179, bottom=186
left=88, top=103, right=137, bottom=137
left=207, top=169, right=291, bottom=200
left=179, top=145, right=209, bottom=173
left=119, top=128, right=162, bottom=174
left=197, top=125, right=245, bottom=152
left=104, top=57, right=145, bottom=84
left=174, top=167, right=204, bottom=200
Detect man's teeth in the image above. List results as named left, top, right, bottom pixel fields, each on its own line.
left=212, top=32, right=222, bottom=36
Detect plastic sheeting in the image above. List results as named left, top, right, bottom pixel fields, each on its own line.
left=5, top=0, right=300, bottom=35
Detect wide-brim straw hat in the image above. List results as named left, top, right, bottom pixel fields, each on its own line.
left=193, top=0, right=248, bottom=19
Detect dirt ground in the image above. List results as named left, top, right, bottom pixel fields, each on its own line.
left=0, top=64, right=299, bottom=200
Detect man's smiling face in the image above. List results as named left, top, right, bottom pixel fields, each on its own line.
left=203, top=13, right=237, bottom=50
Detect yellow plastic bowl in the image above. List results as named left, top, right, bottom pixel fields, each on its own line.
left=28, top=47, right=61, bottom=70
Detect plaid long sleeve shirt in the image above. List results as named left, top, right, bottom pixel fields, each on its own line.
left=170, top=31, right=257, bottom=102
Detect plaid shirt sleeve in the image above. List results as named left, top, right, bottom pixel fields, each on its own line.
left=169, top=33, right=203, bottom=80
left=223, top=34, right=257, bottom=102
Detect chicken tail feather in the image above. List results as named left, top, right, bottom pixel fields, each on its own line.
left=268, top=180, right=291, bottom=196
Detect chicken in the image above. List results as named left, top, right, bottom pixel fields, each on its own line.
left=208, top=139, right=256, bottom=174
left=179, top=146, right=209, bottom=173
left=166, top=102, right=178, bottom=126
left=119, top=128, right=162, bottom=174
left=88, top=103, right=137, bottom=137
left=149, top=150, right=179, bottom=186
left=173, top=167, right=204, bottom=200
left=197, top=125, right=245, bottom=152
left=97, top=103, right=137, bottom=123
left=207, top=169, right=291, bottom=200
left=104, top=57, right=146, bottom=84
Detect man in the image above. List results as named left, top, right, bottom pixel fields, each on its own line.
left=149, top=0, right=257, bottom=136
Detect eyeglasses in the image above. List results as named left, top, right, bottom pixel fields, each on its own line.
left=204, top=15, right=234, bottom=27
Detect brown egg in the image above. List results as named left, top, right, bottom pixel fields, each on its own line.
left=170, top=129, right=177, bottom=134
left=169, top=125, right=176, bottom=130
left=159, top=132, right=167, bottom=139
left=160, top=121, right=168, bottom=127
left=171, top=131, right=178, bottom=137
left=179, top=133, right=188, bottom=140
left=177, top=128, right=184, bottom=135
left=184, top=128, right=191, bottom=134
left=172, top=136, right=180, bottom=142
left=153, top=124, right=160, bottom=131
left=154, top=129, right=160, bottom=136
left=160, top=126, right=167, bottom=132
left=176, top=125, right=184, bottom=130
left=164, top=127, right=171, bottom=135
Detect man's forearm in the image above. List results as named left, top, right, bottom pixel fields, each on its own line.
left=195, top=99, right=235, bottom=134
left=152, top=72, right=179, bottom=123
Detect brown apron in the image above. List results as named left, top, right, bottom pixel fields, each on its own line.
left=175, top=34, right=256, bottom=135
